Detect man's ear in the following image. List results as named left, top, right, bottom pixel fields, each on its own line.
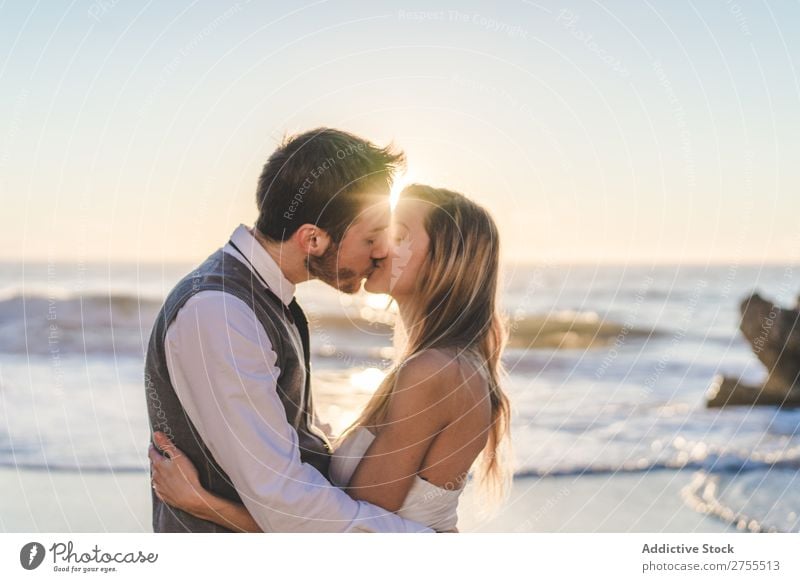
left=293, top=224, right=332, bottom=257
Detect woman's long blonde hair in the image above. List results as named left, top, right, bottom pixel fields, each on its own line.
left=339, top=184, right=513, bottom=504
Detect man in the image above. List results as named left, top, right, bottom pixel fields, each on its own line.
left=145, top=128, right=431, bottom=532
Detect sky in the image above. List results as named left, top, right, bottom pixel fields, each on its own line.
left=1, top=0, right=799, bottom=265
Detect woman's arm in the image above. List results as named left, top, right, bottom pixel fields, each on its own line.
left=149, top=432, right=261, bottom=533
left=345, top=352, right=456, bottom=513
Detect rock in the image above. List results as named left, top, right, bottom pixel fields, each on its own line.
left=705, top=374, right=800, bottom=408
left=706, top=292, right=800, bottom=408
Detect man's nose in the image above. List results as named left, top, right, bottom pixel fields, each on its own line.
left=370, top=231, right=390, bottom=261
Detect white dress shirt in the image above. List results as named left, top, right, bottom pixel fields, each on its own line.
left=163, top=224, right=432, bottom=533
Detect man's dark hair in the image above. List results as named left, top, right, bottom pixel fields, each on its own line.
left=255, top=128, right=405, bottom=243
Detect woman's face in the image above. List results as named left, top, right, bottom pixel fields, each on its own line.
left=363, top=197, right=430, bottom=299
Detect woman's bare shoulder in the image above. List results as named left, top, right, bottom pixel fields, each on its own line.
left=399, top=348, right=463, bottom=384
left=398, top=348, right=487, bottom=401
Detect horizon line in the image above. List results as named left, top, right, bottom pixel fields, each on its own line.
left=2, top=257, right=798, bottom=268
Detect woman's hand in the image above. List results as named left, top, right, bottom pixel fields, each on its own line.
left=148, top=431, right=262, bottom=532
left=148, top=431, right=207, bottom=515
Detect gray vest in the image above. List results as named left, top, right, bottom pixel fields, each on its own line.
left=145, top=248, right=332, bottom=532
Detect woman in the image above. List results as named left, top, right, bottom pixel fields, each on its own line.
left=149, top=184, right=512, bottom=532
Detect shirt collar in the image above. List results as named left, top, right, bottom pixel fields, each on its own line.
left=223, top=224, right=296, bottom=306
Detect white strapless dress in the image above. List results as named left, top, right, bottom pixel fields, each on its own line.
left=329, top=427, right=463, bottom=531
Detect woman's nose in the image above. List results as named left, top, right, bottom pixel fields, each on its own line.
left=370, top=231, right=390, bottom=260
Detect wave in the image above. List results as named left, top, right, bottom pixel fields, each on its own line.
left=0, top=292, right=664, bottom=356
left=681, top=469, right=800, bottom=533
left=513, top=456, right=800, bottom=479
left=505, top=311, right=661, bottom=349
left=6, top=443, right=798, bottom=478
left=310, top=308, right=664, bottom=352
left=0, top=292, right=162, bottom=356
left=0, top=460, right=147, bottom=474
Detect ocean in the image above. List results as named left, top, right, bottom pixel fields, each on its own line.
left=1, top=260, right=798, bottom=532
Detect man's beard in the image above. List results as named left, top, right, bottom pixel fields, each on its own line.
left=306, top=243, right=363, bottom=294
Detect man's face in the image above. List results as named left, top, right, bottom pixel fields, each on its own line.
left=307, top=196, right=391, bottom=294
